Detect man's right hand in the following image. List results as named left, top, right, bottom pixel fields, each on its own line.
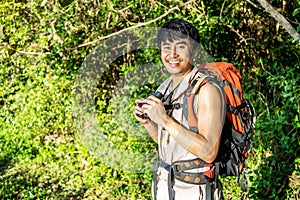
left=133, top=99, right=151, bottom=125
left=134, top=98, right=159, bottom=143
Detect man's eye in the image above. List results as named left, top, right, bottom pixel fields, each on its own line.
left=163, top=46, right=170, bottom=50
left=178, top=45, right=185, bottom=49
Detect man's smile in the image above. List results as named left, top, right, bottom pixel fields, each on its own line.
left=166, top=59, right=183, bottom=65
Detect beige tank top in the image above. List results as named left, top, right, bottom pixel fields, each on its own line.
left=156, top=67, right=202, bottom=164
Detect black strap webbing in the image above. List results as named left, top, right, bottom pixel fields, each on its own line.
left=164, top=103, right=182, bottom=110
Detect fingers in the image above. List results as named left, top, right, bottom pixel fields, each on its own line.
left=147, top=95, right=162, bottom=104
left=134, top=106, right=150, bottom=124
left=134, top=99, right=151, bottom=124
left=142, top=98, right=162, bottom=109
left=135, top=95, right=162, bottom=106
left=134, top=106, right=143, bottom=116
left=135, top=98, right=144, bottom=106
left=133, top=96, right=164, bottom=126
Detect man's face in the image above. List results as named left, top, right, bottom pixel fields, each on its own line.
left=160, top=38, right=194, bottom=77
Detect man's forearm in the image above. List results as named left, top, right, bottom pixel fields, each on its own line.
left=143, top=121, right=159, bottom=143
left=163, top=116, right=219, bottom=163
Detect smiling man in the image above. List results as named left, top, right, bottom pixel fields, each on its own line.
left=133, top=19, right=226, bottom=200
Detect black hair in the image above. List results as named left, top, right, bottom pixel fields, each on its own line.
left=156, top=19, right=200, bottom=53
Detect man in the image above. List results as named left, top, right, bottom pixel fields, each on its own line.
left=133, top=19, right=226, bottom=200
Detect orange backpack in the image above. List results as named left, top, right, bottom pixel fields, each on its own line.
left=197, top=62, right=253, bottom=132
left=185, top=62, right=255, bottom=186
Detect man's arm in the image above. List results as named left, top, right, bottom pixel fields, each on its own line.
left=144, top=83, right=224, bottom=163
left=143, top=122, right=159, bottom=143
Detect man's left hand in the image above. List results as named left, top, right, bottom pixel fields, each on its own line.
left=141, top=96, right=168, bottom=126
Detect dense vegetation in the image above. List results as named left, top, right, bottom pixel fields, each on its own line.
left=0, top=0, right=299, bottom=199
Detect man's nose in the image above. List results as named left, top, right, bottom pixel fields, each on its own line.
left=170, top=47, right=178, bottom=58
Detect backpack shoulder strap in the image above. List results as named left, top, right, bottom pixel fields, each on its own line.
left=183, top=68, right=227, bottom=134
left=183, top=73, right=210, bottom=133
left=190, top=73, right=210, bottom=95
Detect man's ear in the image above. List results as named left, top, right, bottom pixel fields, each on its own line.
left=191, top=48, right=197, bottom=59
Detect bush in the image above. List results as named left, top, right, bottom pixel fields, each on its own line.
left=0, top=0, right=299, bottom=199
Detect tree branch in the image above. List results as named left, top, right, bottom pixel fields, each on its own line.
left=225, top=24, right=255, bottom=44
left=1, top=45, right=52, bottom=55
left=256, top=0, right=300, bottom=43
left=78, top=0, right=195, bottom=48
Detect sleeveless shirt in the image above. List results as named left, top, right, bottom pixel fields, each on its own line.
left=153, top=67, right=224, bottom=200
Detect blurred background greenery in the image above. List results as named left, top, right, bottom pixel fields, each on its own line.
left=0, top=0, right=299, bottom=199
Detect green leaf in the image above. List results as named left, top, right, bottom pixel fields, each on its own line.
left=293, top=7, right=300, bottom=16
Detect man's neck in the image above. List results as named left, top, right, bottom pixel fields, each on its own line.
left=171, top=76, right=185, bottom=87
left=171, top=68, right=194, bottom=86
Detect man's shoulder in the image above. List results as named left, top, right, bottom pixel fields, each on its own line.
left=190, top=70, right=221, bottom=91
left=193, top=72, right=225, bottom=103
left=198, top=82, right=221, bottom=97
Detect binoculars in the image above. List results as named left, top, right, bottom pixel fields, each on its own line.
left=137, top=91, right=164, bottom=120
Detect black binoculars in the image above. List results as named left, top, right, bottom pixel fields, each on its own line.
left=137, top=91, right=164, bottom=120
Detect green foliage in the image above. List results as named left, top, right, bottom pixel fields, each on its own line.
left=0, top=0, right=299, bottom=199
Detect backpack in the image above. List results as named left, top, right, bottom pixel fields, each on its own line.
left=182, top=62, right=255, bottom=188
left=152, top=62, right=255, bottom=200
